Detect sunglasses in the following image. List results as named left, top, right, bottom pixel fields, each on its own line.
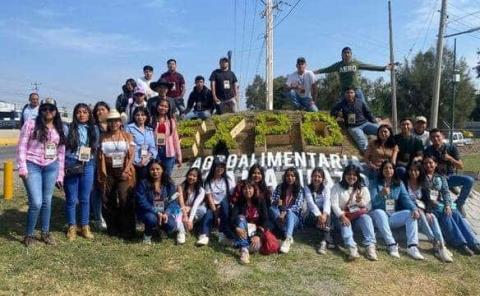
left=40, top=106, right=56, bottom=112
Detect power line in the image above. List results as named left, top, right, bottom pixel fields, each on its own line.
left=447, top=9, right=480, bottom=24
left=233, top=0, right=237, bottom=70
left=406, top=0, right=438, bottom=59
left=238, top=0, right=248, bottom=88
left=245, top=0, right=260, bottom=84
left=254, top=39, right=266, bottom=78
left=272, top=0, right=301, bottom=29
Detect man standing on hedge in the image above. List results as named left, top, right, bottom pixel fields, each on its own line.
left=210, top=57, right=238, bottom=114
left=285, top=57, right=319, bottom=112
left=331, top=86, right=378, bottom=152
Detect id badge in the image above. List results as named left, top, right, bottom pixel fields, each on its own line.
left=348, top=204, right=360, bottom=213
left=348, top=113, right=356, bottom=124
left=385, top=199, right=395, bottom=215
left=78, top=146, right=91, bottom=162
left=430, top=190, right=439, bottom=201
left=416, top=200, right=426, bottom=210
left=140, top=145, right=149, bottom=158
left=111, top=152, right=125, bottom=168
left=154, top=201, right=165, bottom=213
left=247, top=223, right=257, bottom=237
left=156, top=133, right=166, bottom=146
left=223, top=80, right=231, bottom=89
left=44, top=142, right=57, bottom=159
left=171, top=82, right=176, bottom=91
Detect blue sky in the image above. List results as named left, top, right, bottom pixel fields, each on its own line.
left=0, top=0, right=479, bottom=110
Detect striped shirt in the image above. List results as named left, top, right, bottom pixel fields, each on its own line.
left=16, top=119, right=66, bottom=182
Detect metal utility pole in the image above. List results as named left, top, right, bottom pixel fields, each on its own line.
left=430, top=0, right=448, bottom=129
left=449, top=38, right=459, bottom=145
left=388, top=1, right=398, bottom=133
left=265, top=0, right=274, bottom=111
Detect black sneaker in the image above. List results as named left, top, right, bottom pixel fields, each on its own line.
left=40, top=232, right=57, bottom=246
left=461, top=245, right=474, bottom=256
left=457, top=205, right=467, bottom=217
left=23, top=236, right=36, bottom=247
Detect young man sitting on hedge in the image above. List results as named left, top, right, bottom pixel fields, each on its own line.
left=331, top=86, right=379, bottom=152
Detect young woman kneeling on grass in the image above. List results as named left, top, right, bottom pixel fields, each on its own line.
left=403, top=161, right=453, bottom=262
left=270, top=167, right=304, bottom=254
left=423, top=156, right=480, bottom=256
left=135, top=160, right=186, bottom=245
left=331, top=164, right=377, bottom=261
left=304, top=168, right=334, bottom=255
left=231, top=181, right=272, bottom=264
left=177, top=167, right=213, bottom=246
left=231, top=164, right=272, bottom=207
left=369, top=160, right=424, bottom=260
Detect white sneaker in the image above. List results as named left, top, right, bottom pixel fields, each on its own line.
left=240, top=248, right=250, bottom=265
left=143, top=234, right=152, bottom=245
left=348, top=246, right=360, bottom=261
left=176, top=231, right=186, bottom=244
left=407, top=246, right=425, bottom=260
left=196, top=234, right=209, bottom=246
left=436, top=246, right=453, bottom=263
left=366, top=244, right=378, bottom=261
left=280, top=237, right=294, bottom=254
left=317, top=241, right=327, bottom=255
left=388, top=244, right=401, bottom=258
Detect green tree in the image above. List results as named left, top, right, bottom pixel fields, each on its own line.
left=469, top=93, right=480, bottom=121
left=245, top=75, right=290, bottom=110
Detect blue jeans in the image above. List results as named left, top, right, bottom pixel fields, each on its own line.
left=434, top=209, right=479, bottom=249
left=304, top=213, right=333, bottom=243
left=23, top=161, right=59, bottom=236
left=64, top=159, right=95, bottom=226
left=370, top=209, right=419, bottom=246
left=348, top=122, right=379, bottom=152
left=447, top=174, right=474, bottom=207
left=338, top=214, right=376, bottom=248
left=185, top=110, right=211, bottom=120
left=269, top=206, right=300, bottom=239
left=218, top=198, right=235, bottom=239
left=157, top=145, right=176, bottom=177
left=90, top=182, right=104, bottom=223
left=234, top=216, right=252, bottom=249
left=288, top=90, right=318, bottom=112
left=139, top=211, right=177, bottom=236
left=418, top=211, right=444, bottom=245
left=197, top=207, right=213, bottom=236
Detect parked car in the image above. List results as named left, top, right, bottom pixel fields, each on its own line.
left=443, top=131, right=473, bottom=146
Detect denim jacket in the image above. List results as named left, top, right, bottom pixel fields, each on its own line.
left=125, top=123, right=158, bottom=165
left=369, top=178, right=416, bottom=212
left=426, top=173, right=453, bottom=211
left=135, top=180, right=179, bottom=215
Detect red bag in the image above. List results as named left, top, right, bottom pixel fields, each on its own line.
left=344, top=208, right=368, bottom=221
left=260, top=230, right=280, bottom=255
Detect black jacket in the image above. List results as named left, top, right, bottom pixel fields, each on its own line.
left=230, top=198, right=270, bottom=230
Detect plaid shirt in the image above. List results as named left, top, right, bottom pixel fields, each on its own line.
left=271, top=184, right=304, bottom=215
left=16, top=119, right=66, bottom=182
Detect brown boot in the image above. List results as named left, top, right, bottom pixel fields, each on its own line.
left=40, top=232, right=57, bottom=246
left=81, top=225, right=94, bottom=239
left=66, top=225, right=77, bottom=241
left=23, top=235, right=36, bottom=247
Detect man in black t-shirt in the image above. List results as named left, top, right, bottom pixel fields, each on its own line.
left=393, top=118, right=424, bottom=177
left=185, top=75, right=214, bottom=120
left=209, top=57, right=238, bottom=114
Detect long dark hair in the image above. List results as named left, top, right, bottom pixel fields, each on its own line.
left=67, top=103, right=97, bottom=153
left=182, top=167, right=203, bottom=203
left=280, top=167, right=302, bottom=200
left=375, top=124, right=396, bottom=148
left=32, top=103, right=66, bottom=145
left=93, top=101, right=110, bottom=124
left=123, top=78, right=137, bottom=94
left=405, top=160, right=427, bottom=187
left=152, top=98, right=173, bottom=135
left=247, top=164, right=268, bottom=193
left=130, top=106, right=151, bottom=126
left=308, top=167, right=325, bottom=194
left=205, top=160, right=230, bottom=193
left=339, top=164, right=364, bottom=190
left=377, top=160, right=401, bottom=186
left=237, top=181, right=260, bottom=207
left=146, top=160, right=174, bottom=188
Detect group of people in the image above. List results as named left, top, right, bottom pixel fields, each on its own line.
left=14, top=47, right=479, bottom=265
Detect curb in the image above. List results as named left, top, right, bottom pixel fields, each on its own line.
left=0, top=138, right=17, bottom=147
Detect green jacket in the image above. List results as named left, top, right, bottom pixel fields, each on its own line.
left=316, top=59, right=386, bottom=90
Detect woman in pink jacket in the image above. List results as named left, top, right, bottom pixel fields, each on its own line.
left=16, top=98, right=66, bottom=247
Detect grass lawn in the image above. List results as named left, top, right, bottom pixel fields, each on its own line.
left=461, top=153, right=480, bottom=191
left=1, top=187, right=480, bottom=296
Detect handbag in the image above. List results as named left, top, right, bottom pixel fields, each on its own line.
left=260, top=230, right=280, bottom=255
left=343, top=189, right=368, bottom=221
left=65, top=162, right=85, bottom=177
